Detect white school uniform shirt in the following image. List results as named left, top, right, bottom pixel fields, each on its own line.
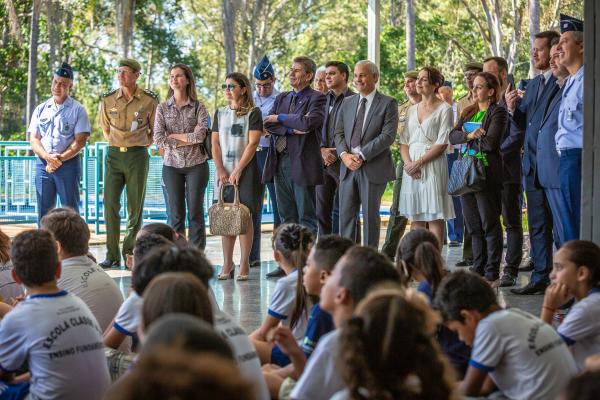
left=0, top=261, right=24, bottom=302
left=58, top=255, right=124, bottom=333
left=114, top=291, right=143, bottom=336
left=290, top=330, right=343, bottom=400
left=0, top=291, right=110, bottom=400
left=213, top=308, right=270, bottom=400
left=268, top=269, right=308, bottom=342
left=557, top=290, right=600, bottom=372
left=469, top=308, right=576, bottom=400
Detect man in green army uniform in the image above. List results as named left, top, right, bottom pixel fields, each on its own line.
left=453, top=61, right=482, bottom=268
left=381, top=70, right=422, bottom=260
left=98, top=59, right=158, bottom=268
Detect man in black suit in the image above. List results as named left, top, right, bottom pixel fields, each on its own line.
left=335, top=60, right=398, bottom=248
left=316, top=61, right=354, bottom=236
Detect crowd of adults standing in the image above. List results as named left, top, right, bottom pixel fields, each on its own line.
left=28, top=14, right=584, bottom=294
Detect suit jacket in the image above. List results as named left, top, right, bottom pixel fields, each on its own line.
left=498, top=96, right=524, bottom=185
left=449, top=102, right=508, bottom=188
left=320, top=87, right=355, bottom=178
left=334, top=91, right=398, bottom=184
left=536, top=82, right=563, bottom=189
left=262, top=87, right=326, bottom=186
left=512, top=74, right=557, bottom=190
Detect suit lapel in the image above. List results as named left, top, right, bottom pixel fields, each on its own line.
left=540, top=85, right=562, bottom=126
left=531, top=75, right=556, bottom=115
left=346, top=95, right=359, bottom=147
left=362, top=91, right=380, bottom=138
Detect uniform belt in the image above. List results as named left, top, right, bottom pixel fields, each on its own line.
left=109, top=146, right=147, bottom=153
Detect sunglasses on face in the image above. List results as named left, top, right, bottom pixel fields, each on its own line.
left=255, top=82, right=272, bottom=89
left=221, top=84, right=240, bottom=91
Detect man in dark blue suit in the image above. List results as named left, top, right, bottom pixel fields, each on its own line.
left=506, top=30, right=561, bottom=295
left=263, top=56, right=325, bottom=240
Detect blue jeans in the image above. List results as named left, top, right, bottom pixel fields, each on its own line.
left=274, top=152, right=318, bottom=235
left=35, top=155, right=81, bottom=222
left=447, top=150, right=464, bottom=242
left=250, top=149, right=281, bottom=263
left=559, top=149, right=581, bottom=240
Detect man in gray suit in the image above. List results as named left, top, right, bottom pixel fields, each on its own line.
left=334, top=60, right=398, bottom=248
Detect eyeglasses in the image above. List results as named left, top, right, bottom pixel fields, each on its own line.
left=221, top=83, right=240, bottom=91
left=255, top=82, right=272, bottom=89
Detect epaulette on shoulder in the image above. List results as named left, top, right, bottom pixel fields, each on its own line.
left=101, top=89, right=118, bottom=98
left=143, top=88, right=159, bottom=100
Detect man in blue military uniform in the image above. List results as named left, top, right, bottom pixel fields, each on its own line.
left=28, top=62, right=90, bottom=222
left=555, top=14, right=584, bottom=240
left=251, top=55, right=281, bottom=273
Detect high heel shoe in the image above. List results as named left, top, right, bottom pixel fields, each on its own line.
left=236, top=264, right=249, bottom=281
left=218, top=265, right=235, bottom=280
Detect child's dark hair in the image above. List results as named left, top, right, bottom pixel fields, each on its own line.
left=0, top=228, right=10, bottom=264
left=273, top=223, right=314, bottom=330
left=133, top=233, right=173, bottom=266
left=142, top=273, right=214, bottom=330
left=312, top=235, right=354, bottom=274
left=40, top=207, right=90, bottom=257
left=562, top=370, right=600, bottom=400
left=139, top=223, right=177, bottom=242
left=132, top=245, right=214, bottom=296
left=339, top=246, right=400, bottom=304
left=10, top=229, right=58, bottom=286
left=434, top=270, right=498, bottom=322
left=396, top=229, right=445, bottom=294
left=338, top=288, right=455, bottom=400
left=561, top=240, right=600, bottom=288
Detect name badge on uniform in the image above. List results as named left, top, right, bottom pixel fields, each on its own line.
left=131, top=111, right=139, bottom=131
left=567, top=109, right=573, bottom=122
left=109, top=107, right=118, bottom=118
left=61, top=122, right=71, bottom=136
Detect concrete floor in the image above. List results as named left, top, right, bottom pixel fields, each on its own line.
left=95, top=228, right=544, bottom=334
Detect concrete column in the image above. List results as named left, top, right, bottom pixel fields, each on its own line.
left=368, top=0, right=380, bottom=69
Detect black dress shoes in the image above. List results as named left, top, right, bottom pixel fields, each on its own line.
left=266, top=267, right=286, bottom=278
left=456, top=258, right=474, bottom=267
left=448, top=241, right=462, bottom=248
left=510, top=280, right=548, bottom=295
left=99, top=259, right=120, bottom=269
left=519, top=259, right=535, bottom=272
left=498, top=273, right=517, bottom=287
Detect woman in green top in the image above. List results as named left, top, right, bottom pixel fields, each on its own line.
left=449, top=72, right=508, bottom=283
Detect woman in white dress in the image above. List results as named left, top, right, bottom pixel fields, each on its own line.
left=399, top=67, right=455, bottom=247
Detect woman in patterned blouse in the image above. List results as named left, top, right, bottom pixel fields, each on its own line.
left=154, top=64, right=210, bottom=249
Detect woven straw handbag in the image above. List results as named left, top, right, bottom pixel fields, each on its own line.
left=208, top=184, right=251, bottom=236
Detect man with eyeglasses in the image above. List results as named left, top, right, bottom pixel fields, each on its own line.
left=98, top=58, right=159, bottom=269
left=28, top=62, right=90, bottom=222
left=251, top=55, right=282, bottom=274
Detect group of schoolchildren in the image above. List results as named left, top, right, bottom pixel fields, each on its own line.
left=0, top=208, right=600, bottom=399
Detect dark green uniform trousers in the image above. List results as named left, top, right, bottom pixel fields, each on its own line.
left=382, top=161, right=409, bottom=259
left=104, top=147, right=149, bottom=262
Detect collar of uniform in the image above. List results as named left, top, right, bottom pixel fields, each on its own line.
left=60, top=255, right=95, bottom=269
left=166, top=96, right=192, bottom=108
left=573, top=65, right=584, bottom=81
left=47, top=96, right=72, bottom=110
left=117, top=86, right=142, bottom=100
left=253, top=88, right=279, bottom=102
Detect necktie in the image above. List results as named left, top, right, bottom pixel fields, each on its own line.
left=276, top=93, right=296, bottom=153
left=536, top=75, right=546, bottom=103
left=351, top=98, right=367, bottom=149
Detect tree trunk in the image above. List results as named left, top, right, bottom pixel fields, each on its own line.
left=117, top=0, right=136, bottom=58
left=26, top=0, right=41, bottom=138
left=222, top=0, right=236, bottom=74
left=406, top=0, right=415, bottom=70
left=528, top=0, right=540, bottom=76
left=4, top=0, right=24, bottom=45
left=46, top=0, right=61, bottom=68
left=247, top=0, right=265, bottom=77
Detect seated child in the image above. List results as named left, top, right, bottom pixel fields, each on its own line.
left=0, top=230, right=110, bottom=400
left=290, top=246, right=400, bottom=400
left=103, top=233, right=172, bottom=350
left=396, top=228, right=471, bottom=377
left=0, top=228, right=24, bottom=303
left=435, top=270, right=577, bottom=400
left=262, top=235, right=353, bottom=398
left=132, top=244, right=270, bottom=400
left=250, top=224, right=314, bottom=362
left=105, top=314, right=254, bottom=400
left=124, top=222, right=178, bottom=270
left=540, top=240, right=600, bottom=371
left=41, top=208, right=124, bottom=333
left=332, top=286, right=456, bottom=400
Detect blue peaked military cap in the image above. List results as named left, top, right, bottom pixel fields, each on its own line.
left=560, top=14, right=583, bottom=33
left=443, top=81, right=453, bottom=88
left=55, top=62, right=73, bottom=80
left=254, top=55, right=275, bottom=80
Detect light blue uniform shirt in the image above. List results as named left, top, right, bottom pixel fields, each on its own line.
left=253, top=89, right=279, bottom=147
left=28, top=96, right=90, bottom=154
left=555, top=65, right=584, bottom=150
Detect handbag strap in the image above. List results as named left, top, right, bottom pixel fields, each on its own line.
left=219, top=183, right=241, bottom=205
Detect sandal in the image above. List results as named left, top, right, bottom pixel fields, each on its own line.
left=218, top=265, right=235, bottom=280
left=236, top=274, right=249, bottom=281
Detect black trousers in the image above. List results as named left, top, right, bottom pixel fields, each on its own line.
left=501, top=182, right=523, bottom=275
left=460, top=185, right=503, bottom=280
left=316, top=166, right=339, bottom=235
left=162, top=163, right=209, bottom=249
